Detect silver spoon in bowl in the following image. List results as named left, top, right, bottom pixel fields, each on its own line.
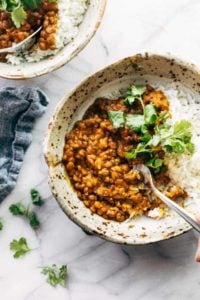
left=0, top=26, right=42, bottom=54
left=133, top=164, right=200, bottom=234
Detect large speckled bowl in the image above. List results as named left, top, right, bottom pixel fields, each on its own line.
left=0, top=0, right=106, bottom=79
left=44, top=53, right=200, bottom=244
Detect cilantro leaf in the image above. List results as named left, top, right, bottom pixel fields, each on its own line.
left=140, top=125, right=152, bottom=143
left=125, top=114, right=145, bottom=132
left=22, top=0, right=42, bottom=10
left=9, top=202, right=27, bottom=216
left=41, top=264, right=68, bottom=287
left=31, top=189, right=44, bottom=206
left=173, top=120, right=192, bottom=142
left=125, top=143, right=152, bottom=160
left=11, top=6, right=27, bottom=28
left=0, top=221, right=3, bottom=231
left=124, top=85, right=146, bottom=106
left=108, top=111, right=125, bottom=129
left=10, top=237, right=31, bottom=258
left=147, top=134, right=160, bottom=147
left=186, top=142, right=195, bottom=153
left=28, top=211, right=40, bottom=229
left=144, top=103, right=157, bottom=125
left=0, top=0, right=19, bottom=11
left=161, top=120, right=195, bottom=154
left=9, top=201, right=40, bottom=230
left=146, top=157, right=163, bottom=173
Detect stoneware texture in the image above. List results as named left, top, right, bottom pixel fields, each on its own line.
left=44, top=52, right=200, bottom=245
left=0, top=0, right=106, bottom=79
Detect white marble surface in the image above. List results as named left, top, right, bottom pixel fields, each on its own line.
left=0, top=0, right=200, bottom=299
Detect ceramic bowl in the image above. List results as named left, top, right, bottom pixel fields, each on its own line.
left=44, top=52, right=200, bottom=244
left=0, top=0, right=106, bottom=79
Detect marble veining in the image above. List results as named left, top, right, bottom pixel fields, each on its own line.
left=0, top=0, right=200, bottom=299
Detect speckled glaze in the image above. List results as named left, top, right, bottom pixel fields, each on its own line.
left=44, top=52, right=200, bottom=244
left=0, top=0, right=107, bottom=79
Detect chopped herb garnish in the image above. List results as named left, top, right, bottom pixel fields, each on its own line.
left=10, top=237, right=31, bottom=258
left=108, top=111, right=125, bottom=129
left=11, top=6, right=27, bottom=28
left=140, top=125, right=152, bottom=143
left=124, top=84, right=146, bottom=107
left=41, top=264, right=68, bottom=287
left=125, top=119, right=195, bottom=160
left=124, top=85, right=146, bottom=105
left=31, top=189, right=44, bottom=206
left=125, top=143, right=152, bottom=160
left=22, top=0, right=42, bottom=10
left=157, top=120, right=195, bottom=154
left=125, top=114, right=145, bottom=132
left=146, top=157, right=163, bottom=173
left=144, top=103, right=157, bottom=125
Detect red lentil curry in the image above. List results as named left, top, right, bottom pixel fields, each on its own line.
left=63, top=84, right=194, bottom=222
left=0, top=0, right=58, bottom=62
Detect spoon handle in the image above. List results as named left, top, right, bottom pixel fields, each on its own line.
left=153, top=186, right=200, bottom=234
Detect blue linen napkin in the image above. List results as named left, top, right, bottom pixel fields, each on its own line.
left=0, top=86, right=48, bottom=202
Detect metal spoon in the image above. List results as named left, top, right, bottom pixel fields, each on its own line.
left=0, top=26, right=42, bottom=54
left=133, top=164, right=200, bottom=234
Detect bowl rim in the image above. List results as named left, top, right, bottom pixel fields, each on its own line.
left=44, top=51, right=200, bottom=244
left=0, top=0, right=107, bottom=80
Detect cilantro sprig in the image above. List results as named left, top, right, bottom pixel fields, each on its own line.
left=10, top=237, right=31, bottom=258
left=124, top=85, right=146, bottom=108
left=31, top=189, right=44, bottom=206
left=9, top=201, right=40, bottom=230
left=41, top=264, right=68, bottom=287
left=0, top=220, right=3, bottom=231
left=108, top=84, right=195, bottom=173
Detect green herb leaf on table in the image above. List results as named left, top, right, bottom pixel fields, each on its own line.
left=31, top=189, right=44, bottom=206
left=9, top=202, right=26, bottom=216
left=108, top=111, right=125, bottom=129
left=0, top=220, right=3, bottom=231
left=10, top=237, right=31, bottom=258
left=9, top=200, right=40, bottom=230
left=28, top=211, right=40, bottom=230
left=41, top=264, right=68, bottom=287
left=11, top=6, right=27, bottom=28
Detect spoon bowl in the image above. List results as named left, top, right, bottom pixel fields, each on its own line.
left=133, top=164, right=200, bottom=234
left=0, top=26, right=42, bottom=54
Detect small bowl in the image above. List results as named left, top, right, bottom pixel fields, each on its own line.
left=0, top=0, right=106, bottom=79
left=44, top=52, right=200, bottom=244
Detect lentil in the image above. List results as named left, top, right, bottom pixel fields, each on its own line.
left=63, top=88, right=187, bottom=222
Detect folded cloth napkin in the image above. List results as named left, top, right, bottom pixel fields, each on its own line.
left=0, top=86, right=48, bottom=202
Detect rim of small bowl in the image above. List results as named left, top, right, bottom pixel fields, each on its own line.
left=0, top=0, right=107, bottom=80
left=44, top=51, right=200, bottom=244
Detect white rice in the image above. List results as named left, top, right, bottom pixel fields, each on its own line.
left=143, top=81, right=200, bottom=218
left=6, top=0, right=88, bottom=65
left=162, top=83, right=200, bottom=207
